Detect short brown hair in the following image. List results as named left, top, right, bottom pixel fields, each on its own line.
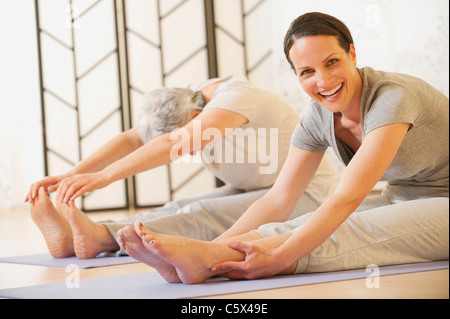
left=284, top=12, right=354, bottom=71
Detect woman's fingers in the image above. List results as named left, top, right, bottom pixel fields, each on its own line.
left=25, top=176, right=63, bottom=203
left=58, top=178, right=81, bottom=204
left=67, top=186, right=88, bottom=203
left=26, top=173, right=107, bottom=204
left=25, top=182, right=46, bottom=203
left=57, top=173, right=106, bottom=203
left=47, top=184, right=59, bottom=193
left=56, top=180, right=67, bottom=203
left=211, top=241, right=283, bottom=280
left=57, top=178, right=78, bottom=203
left=227, top=241, right=254, bottom=254
left=211, top=241, right=253, bottom=272
left=62, top=183, right=77, bottom=204
left=25, top=182, right=41, bottom=203
left=211, top=260, right=247, bottom=272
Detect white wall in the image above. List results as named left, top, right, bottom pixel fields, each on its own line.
left=0, top=1, right=43, bottom=209
left=268, top=0, right=449, bottom=115
left=1, top=0, right=448, bottom=209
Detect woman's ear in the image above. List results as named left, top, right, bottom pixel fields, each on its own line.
left=350, top=44, right=357, bottom=66
left=191, top=110, right=202, bottom=119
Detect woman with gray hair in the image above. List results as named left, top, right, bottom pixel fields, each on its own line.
left=137, top=88, right=207, bottom=143
left=25, top=75, right=335, bottom=259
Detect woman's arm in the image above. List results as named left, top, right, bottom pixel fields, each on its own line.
left=214, top=123, right=411, bottom=278
left=276, top=123, right=411, bottom=266
left=56, top=109, right=248, bottom=203
left=72, top=128, right=144, bottom=175
left=216, top=146, right=326, bottom=241
left=25, top=128, right=143, bottom=202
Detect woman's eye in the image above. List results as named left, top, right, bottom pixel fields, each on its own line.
left=300, top=69, right=314, bottom=77
left=327, top=59, right=338, bottom=66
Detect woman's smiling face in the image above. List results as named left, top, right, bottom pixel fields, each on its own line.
left=289, top=35, right=361, bottom=114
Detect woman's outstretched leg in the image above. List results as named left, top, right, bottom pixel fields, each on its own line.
left=117, top=222, right=267, bottom=284
left=133, top=222, right=296, bottom=284
left=134, top=222, right=244, bottom=284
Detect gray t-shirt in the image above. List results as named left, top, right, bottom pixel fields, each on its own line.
left=291, top=67, right=449, bottom=200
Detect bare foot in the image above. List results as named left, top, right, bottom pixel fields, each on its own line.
left=134, top=222, right=244, bottom=285
left=59, top=201, right=119, bottom=259
left=30, top=188, right=75, bottom=258
left=118, top=226, right=181, bottom=283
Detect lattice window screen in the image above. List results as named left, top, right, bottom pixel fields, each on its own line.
left=36, top=0, right=128, bottom=212
left=214, top=0, right=273, bottom=87
left=123, top=0, right=216, bottom=208
left=36, top=0, right=274, bottom=211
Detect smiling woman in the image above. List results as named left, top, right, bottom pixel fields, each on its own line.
left=284, top=12, right=363, bottom=121
left=116, top=11, right=448, bottom=285
left=283, top=12, right=354, bottom=70
left=289, top=35, right=363, bottom=118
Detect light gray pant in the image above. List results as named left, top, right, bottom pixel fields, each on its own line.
left=103, top=185, right=327, bottom=243
left=255, top=195, right=449, bottom=274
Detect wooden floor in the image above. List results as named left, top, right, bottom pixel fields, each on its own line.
left=0, top=208, right=448, bottom=299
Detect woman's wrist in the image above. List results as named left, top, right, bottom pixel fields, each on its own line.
left=273, top=235, right=303, bottom=272
left=100, top=165, right=118, bottom=186
left=67, top=163, right=86, bottom=176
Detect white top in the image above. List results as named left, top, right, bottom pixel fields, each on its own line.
left=190, top=76, right=301, bottom=190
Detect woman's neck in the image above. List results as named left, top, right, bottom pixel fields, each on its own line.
left=340, top=69, right=363, bottom=124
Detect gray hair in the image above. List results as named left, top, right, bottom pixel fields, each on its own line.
left=137, top=88, right=207, bottom=143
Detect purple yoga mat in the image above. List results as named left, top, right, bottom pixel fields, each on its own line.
left=0, top=261, right=447, bottom=299
left=0, top=253, right=137, bottom=269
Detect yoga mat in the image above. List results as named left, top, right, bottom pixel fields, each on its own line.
left=0, top=253, right=137, bottom=269
left=0, top=261, right=447, bottom=299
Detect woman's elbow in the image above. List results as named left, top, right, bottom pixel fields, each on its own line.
left=329, top=190, right=367, bottom=215
left=125, top=128, right=145, bottom=149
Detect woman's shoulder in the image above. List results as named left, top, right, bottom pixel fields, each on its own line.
left=360, top=67, right=447, bottom=113
left=360, top=66, right=442, bottom=97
